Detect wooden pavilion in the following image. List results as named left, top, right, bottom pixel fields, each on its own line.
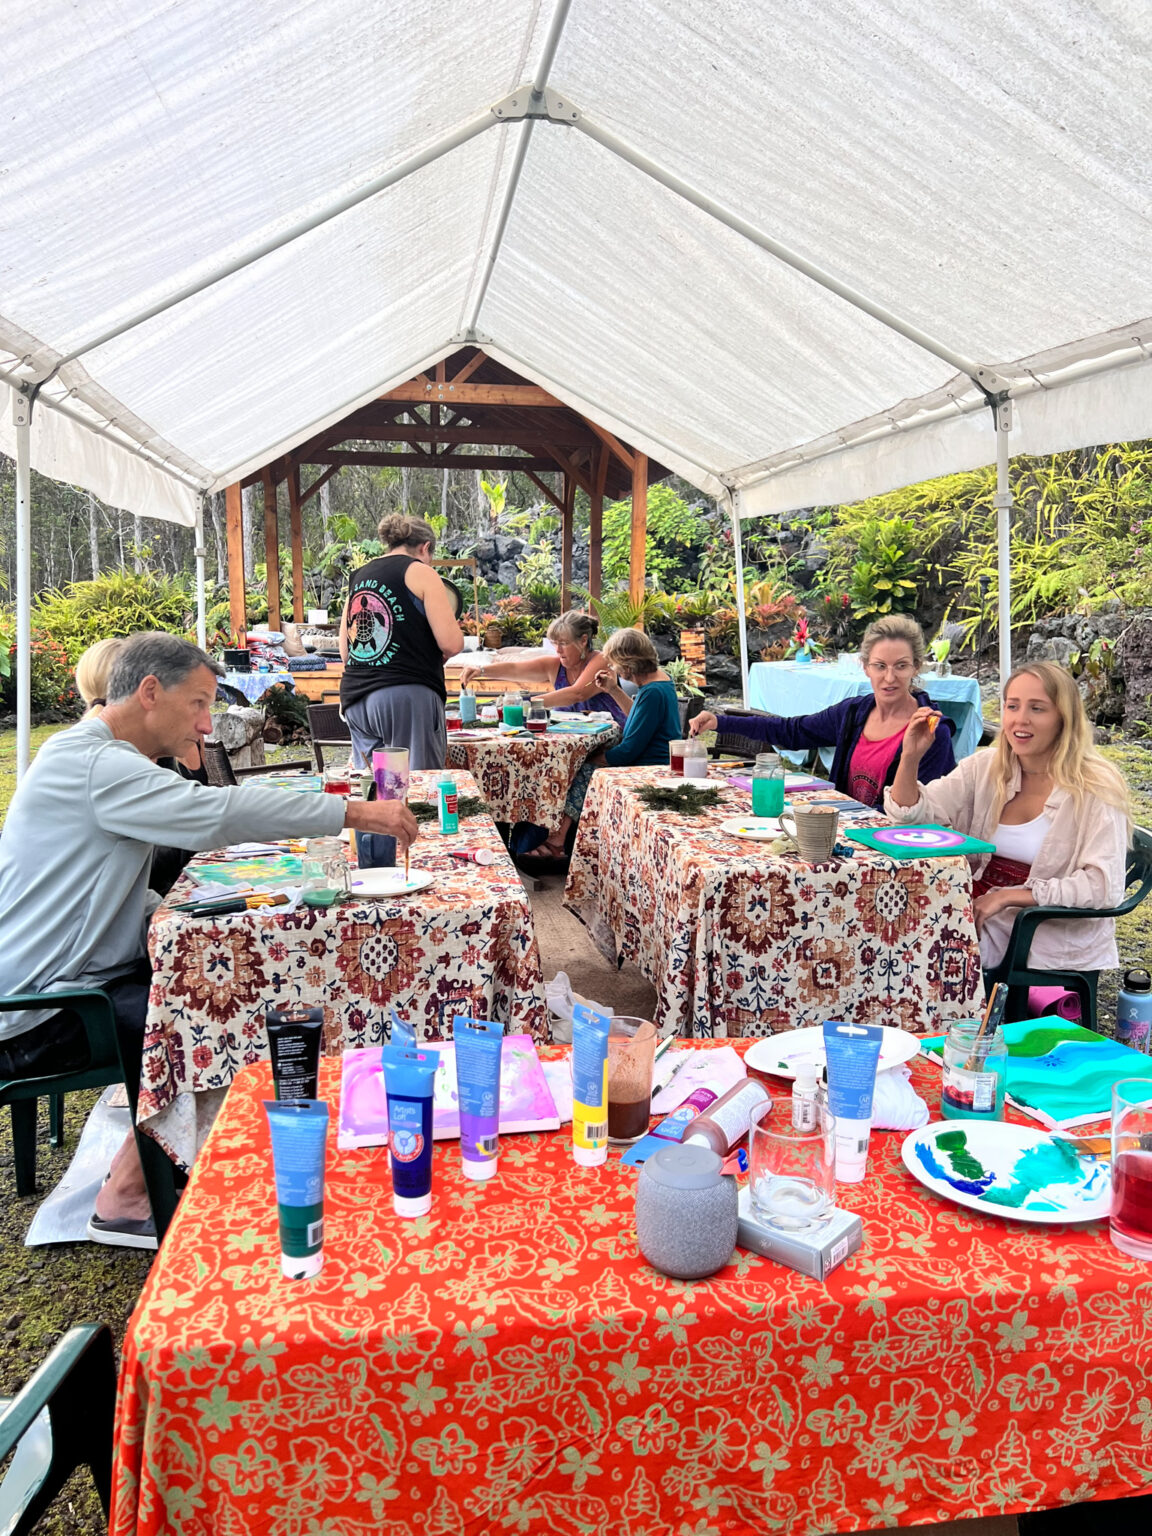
left=224, top=347, right=669, bottom=641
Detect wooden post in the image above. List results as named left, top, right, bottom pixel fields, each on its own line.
left=287, top=462, right=305, bottom=624
left=560, top=470, right=574, bottom=612
left=629, top=451, right=648, bottom=622
left=225, top=482, right=247, bottom=643
left=589, top=445, right=607, bottom=602
left=262, top=465, right=281, bottom=632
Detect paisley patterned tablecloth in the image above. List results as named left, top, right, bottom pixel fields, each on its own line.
left=111, top=1047, right=1152, bottom=1536
left=446, top=726, right=621, bottom=831
left=139, top=771, right=548, bottom=1168
left=564, top=767, right=982, bottom=1037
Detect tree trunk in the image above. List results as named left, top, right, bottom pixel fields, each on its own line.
left=117, top=512, right=126, bottom=569
left=319, top=477, right=331, bottom=545
left=87, top=492, right=101, bottom=577
left=242, top=484, right=256, bottom=580
left=210, top=491, right=226, bottom=585
left=401, top=465, right=410, bottom=514
left=441, top=469, right=449, bottom=525
left=133, top=514, right=144, bottom=574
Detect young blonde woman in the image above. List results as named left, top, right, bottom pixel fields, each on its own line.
left=690, top=614, right=955, bottom=806
left=75, top=636, right=125, bottom=717
left=888, top=661, right=1131, bottom=971
left=458, top=610, right=628, bottom=727
left=519, top=627, right=681, bottom=863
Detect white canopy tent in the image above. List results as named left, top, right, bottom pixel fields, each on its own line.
left=3, top=0, right=1151, bottom=775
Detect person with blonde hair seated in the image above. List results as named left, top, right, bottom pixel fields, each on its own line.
left=75, top=636, right=125, bottom=717
left=690, top=613, right=955, bottom=805
left=520, top=627, right=680, bottom=863
left=887, top=661, right=1131, bottom=971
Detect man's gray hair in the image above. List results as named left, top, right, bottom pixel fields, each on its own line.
left=106, top=632, right=224, bottom=704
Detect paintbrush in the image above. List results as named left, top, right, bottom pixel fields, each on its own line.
left=403, top=796, right=411, bottom=885
left=965, top=982, right=1008, bottom=1071
left=1055, top=1132, right=1112, bottom=1162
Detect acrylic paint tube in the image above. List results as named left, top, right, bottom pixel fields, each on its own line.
left=683, top=1078, right=770, bottom=1156
left=571, top=1002, right=612, bottom=1166
left=266, top=1006, right=323, bottom=1101
left=381, top=1046, right=438, bottom=1216
left=263, top=1099, right=329, bottom=1279
left=448, top=847, right=496, bottom=866
left=389, top=1005, right=418, bottom=1051
left=453, top=1015, right=504, bottom=1180
left=822, top=1021, right=883, bottom=1182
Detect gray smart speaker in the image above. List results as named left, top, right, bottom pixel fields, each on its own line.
left=634, top=1142, right=739, bottom=1280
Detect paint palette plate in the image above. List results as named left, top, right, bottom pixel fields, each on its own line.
left=901, top=1121, right=1111, bottom=1224
left=745, top=1024, right=920, bottom=1080
left=347, top=869, right=434, bottom=898
left=719, top=817, right=784, bottom=840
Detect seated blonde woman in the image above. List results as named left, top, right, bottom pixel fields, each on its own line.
left=520, top=627, right=681, bottom=863
left=459, top=611, right=627, bottom=728
left=887, top=661, right=1130, bottom=974
left=75, top=637, right=125, bottom=717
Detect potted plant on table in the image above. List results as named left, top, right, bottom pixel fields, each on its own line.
left=785, top=615, right=824, bottom=665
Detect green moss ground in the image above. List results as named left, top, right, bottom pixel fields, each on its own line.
left=0, top=727, right=1148, bottom=1532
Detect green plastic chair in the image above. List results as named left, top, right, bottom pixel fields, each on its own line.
left=0, top=1324, right=116, bottom=1533
left=0, top=989, right=180, bottom=1242
left=985, top=826, right=1152, bottom=1031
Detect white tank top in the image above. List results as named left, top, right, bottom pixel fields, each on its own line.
left=993, top=814, right=1052, bottom=866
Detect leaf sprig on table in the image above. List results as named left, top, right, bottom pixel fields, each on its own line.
left=635, top=784, right=722, bottom=816
left=408, top=796, right=490, bottom=822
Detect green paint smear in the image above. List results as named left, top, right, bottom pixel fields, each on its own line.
left=980, top=1139, right=1084, bottom=1210
left=935, top=1130, right=987, bottom=1181
left=1001, top=1019, right=1103, bottom=1057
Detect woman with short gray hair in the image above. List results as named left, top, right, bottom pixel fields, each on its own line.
left=458, top=609, right=627, bottom=727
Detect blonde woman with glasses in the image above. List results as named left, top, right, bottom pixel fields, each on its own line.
left=690, top=614, right=955, bottom=806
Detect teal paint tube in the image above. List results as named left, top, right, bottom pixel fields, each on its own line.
left=263, top=1099, right=329, bottom=1280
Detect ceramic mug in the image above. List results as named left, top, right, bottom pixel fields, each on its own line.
left=780, top=805, right=839, bottom=861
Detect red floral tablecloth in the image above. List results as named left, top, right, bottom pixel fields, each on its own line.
left=565, top=767, right=982, bottom=1037
left=139, top=771, right=547, bottom=1169
left=111, top=1047, right=1152, bottom=1536
left=446, top=726, right=620, bottom=830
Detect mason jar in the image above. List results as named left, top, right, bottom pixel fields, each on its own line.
left=941, top=1019, right=1008, bottom=1121
left=752, top=751, right=785, bottom=818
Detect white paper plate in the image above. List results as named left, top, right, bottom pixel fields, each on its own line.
left=745, top=1024, right=920, bottom=1080
left=719, top=816, right=784, bottom=840
left=901, top=1120, right=1111, bottom=1224
left=348, top=869, right=434, bottom=897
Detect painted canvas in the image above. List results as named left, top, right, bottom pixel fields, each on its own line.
left=338, top=1033, right=559, bottom=1148
left=923, top=1016, right=1152, bottom=1130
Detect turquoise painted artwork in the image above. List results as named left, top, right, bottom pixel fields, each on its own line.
left=904, top=1123, right=1111, bottom=1222
left=922, top=1016, right=1152, bottom=1130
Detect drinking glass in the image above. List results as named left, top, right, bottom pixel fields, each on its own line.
left=527, top=704, right=550, bottom=734
left=1111, top=1078, right=1152, bottom=1261
left=749, top=1098, right=836, bottom=1231
left=606, top=1018, right=657, bottom=1144
left=683, top=739, right=709, bottom=779
left=445, top=710, right=462, bottom=733
left=669, top=740, right=687, bottom=775
left=372, top=748, right=409, bottom=802
left=303, top=836, right=348, bottom=893
left=323, top=767, right=352, bottom=796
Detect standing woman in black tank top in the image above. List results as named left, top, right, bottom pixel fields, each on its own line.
left=339, top=514, right=464, bottom=770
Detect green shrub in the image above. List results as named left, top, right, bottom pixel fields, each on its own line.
left=31, top=571, right=193, bottom=663
left=0, top=614, right=79, bottom=717
left=601, top=486, right=711, bottom=587
left=847, top=519, right=922, bottom=621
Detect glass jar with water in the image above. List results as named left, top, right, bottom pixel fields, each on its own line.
left=941, top=1019, right=1008, bottom=1120
left=752, top=751, right=785, bottom=817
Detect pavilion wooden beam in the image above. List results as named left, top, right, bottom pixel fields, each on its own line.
left=450, top=351, right=487, bottom=385
left=261, top=465, right=281, bottom=633
left=545, top=447, right=595, bottom=498
left=301, top=452, right=562, bottom=471
left=381, top=381, right=566, bottom=408
left=297, top=463, right=341, bottom=507
left=225, top=482, right=246, bottom=643
left=317, top=424, right=594, bottom=448
left=584, top=417, right=635, bottom=473
left=629, top=451, right=648, bottom=620
left=561, top=470, right=575, bottom=612
left=286, top=462, right=305, bottom=624
left=589, top=443, right=608, bottom=603
left=523, top=470, right=566, bottom=514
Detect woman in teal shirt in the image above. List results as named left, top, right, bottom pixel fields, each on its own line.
left=521, top=628, right=681, bottom=862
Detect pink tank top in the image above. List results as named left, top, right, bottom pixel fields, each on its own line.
left=847, top=727, right=905, bottom=807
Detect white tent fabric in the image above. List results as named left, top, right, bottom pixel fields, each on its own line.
left=2, top=0, right=1150, bottom=525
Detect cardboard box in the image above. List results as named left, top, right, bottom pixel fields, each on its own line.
left=736, top=1188, right=862, bottom=1281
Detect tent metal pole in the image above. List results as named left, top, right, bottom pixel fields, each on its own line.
left=994, top=402, right=1013, bottom=692
left=571, top=114, right=996, bottom=391
left=731, top=491, right=750, bottom=709
left=13, top=389, right=32, bottom=780
left=195, top=498, right=208, bottom=651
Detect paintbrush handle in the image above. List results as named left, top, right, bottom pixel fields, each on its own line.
left=965, top=983, right=1008, bottom=1071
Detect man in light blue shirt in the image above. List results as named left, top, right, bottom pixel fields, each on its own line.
left=0, top=633, right=417, bottom=1247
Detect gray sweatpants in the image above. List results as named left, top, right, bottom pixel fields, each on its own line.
left=344, top=684, right=447, bottom=772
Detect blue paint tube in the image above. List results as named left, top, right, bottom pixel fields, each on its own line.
left=571, top=1002, right=612, bottom=1167
left=453, top=1015, right=504, bottom=1181
left=822, top=1021, right=883, bottom=1183
left=381, top=1046, right=438, bottom=1217
left=263, top=1099, right=329, bottom=1280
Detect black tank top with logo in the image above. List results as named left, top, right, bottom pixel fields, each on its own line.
left=339, top=553, right=447, bottom=707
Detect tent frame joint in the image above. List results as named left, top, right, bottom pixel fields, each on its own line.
left=490, top=86, right=580, bottom=124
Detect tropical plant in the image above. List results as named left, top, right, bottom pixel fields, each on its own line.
left=479, top=477, right=508, bottom=531
left=590, top=588, right=672, bottom=634
left=785, top=615, right=824, bottom=660
left=30, top=570, right=193, bottom=663
left=515, top=542, right=558, bottom=593
left=600, top=486, right=711, bottom=587
left=664, top=657, right=704, bottom=697
left=672, top=589, right=722, bottom=626
left=0, top=616, right=79, bottom=717
left=848, top=519, right=921, bottom=621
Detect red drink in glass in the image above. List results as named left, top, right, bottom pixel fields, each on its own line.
left=446, top=712, right=462, bottom=732
left=527, top=718, right=548, bottom=734
left=669, top=751, right=685, bottom=775
left=323, top=776, right=351, bottom=795
left=1111, top=1148, right=1152, bottom=1259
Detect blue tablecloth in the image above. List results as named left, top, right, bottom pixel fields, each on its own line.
left=746, top=655, right=984, bottom=765
left=218, top=670, right=294, bottom=703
